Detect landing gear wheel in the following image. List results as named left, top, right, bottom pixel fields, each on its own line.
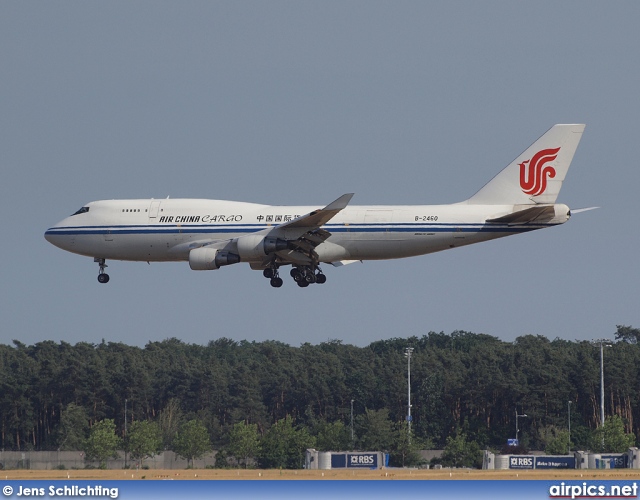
left=291, top=268, right=303, bottom=282
left=315, top=273, right=326, bottom=284
left=270, top=277, right=283, bottom=288
left=264, top=264, right=282, bottom=287
left=304, top=271, right=316, bottom=283
left=94, top=258, right=110, bottom=283
left=297, top=280, right=309, bottom=288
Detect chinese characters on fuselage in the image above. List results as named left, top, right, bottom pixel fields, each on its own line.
left=156, top=214, right=301, bottom=224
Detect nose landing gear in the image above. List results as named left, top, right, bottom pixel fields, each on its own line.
left=94, top=258, right=110, bottom=283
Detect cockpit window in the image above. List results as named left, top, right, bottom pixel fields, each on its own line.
left=71, top=207, right=90, bottom=216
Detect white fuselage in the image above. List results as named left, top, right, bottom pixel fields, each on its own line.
left=43, top=124, right=584, bottom=286
left=44, top=198, right=569, bottom=265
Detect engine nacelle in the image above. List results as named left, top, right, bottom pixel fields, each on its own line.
left=189, top=247, right=240, bottom=270
left=236, top=235, right=288, bottom=261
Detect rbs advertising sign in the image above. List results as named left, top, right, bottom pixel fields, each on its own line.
left=329, top=452, right=381, bottom=469
left=347, top=454, right=378, bottom=468
left=509, top=456, right=534, bottom=469
left=508, top=455, right=576, bottom=470
left=535, top=456, right=575, bottom=469
left=601, top=454, right=628, bottom=468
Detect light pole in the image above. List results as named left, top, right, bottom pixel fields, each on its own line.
left=568, top=401, right=572, bottom=448
left=124, top=398, right=128, bottom=468
left=404, top=347, right=414, bottom=444
left=593, top=339, right=612, bottom=449
left=593, top=339, right=612, bottom=427
left=350, top=399, right=354, bottom=447
left=515, top=409, right=527, bottom=443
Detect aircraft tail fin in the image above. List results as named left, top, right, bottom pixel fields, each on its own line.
left=464, top=124, right=585, bottom=205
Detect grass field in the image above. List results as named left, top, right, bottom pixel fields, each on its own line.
left=2, top=468, right=639, bottom=481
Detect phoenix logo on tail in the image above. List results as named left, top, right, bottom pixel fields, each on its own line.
left=519, top=147, right=560, bottom=196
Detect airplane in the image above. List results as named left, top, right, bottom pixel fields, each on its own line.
left=45, top=124, right=586, bottom=288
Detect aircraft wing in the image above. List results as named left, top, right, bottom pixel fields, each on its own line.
left=278, top=193, right=354, bottom=229
left=187, top=194, right=355, bottom=266
left=269, top=193, right=354, bottom=264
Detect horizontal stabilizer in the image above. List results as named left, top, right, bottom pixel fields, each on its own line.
left=486, top=206, right=556, bottom=225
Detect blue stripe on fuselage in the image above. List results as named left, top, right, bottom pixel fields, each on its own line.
left=45, top=222, right=551, bottom=237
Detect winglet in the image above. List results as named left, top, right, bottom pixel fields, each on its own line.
left=323, top=193, right=354, bottom=211
left=279, top=193, right=355, bottom=229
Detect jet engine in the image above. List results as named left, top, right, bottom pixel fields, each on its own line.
left=236, top=235, right=288, bottom=261
left=189, top=247, right=240, bottom=270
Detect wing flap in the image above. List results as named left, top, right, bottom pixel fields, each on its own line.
left=302, top=229, right=331, bottom=245
left=330, top=260, right=361, bottom=267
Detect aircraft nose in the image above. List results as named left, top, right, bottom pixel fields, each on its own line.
left=44, top=222, right=69, bottom=249
left=44, top=227, right=57, bottom=244
left=44, top=226, right=58, bottom=246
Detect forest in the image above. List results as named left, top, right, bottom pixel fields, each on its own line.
left=0, top=326, right=638, bottom=467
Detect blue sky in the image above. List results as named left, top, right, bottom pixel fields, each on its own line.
left=2, top=1, right=638, bottom=347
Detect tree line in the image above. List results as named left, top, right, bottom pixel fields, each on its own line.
left=1, top=326, right=638, bottom=467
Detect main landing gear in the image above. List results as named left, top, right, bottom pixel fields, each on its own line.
left=94, top=258, right=110, bottom=284
left=263, top=266, right=283, bottom=288
left=263, top=265, right=326, bottom=288
left=290, top=266, right=326, bottom=287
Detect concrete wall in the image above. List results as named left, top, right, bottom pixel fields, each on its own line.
left=0, top=451, right=218, bottom=470
left=1, top=449, right=445, bottom=470
left=418, top=450, right=443, bottom=462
